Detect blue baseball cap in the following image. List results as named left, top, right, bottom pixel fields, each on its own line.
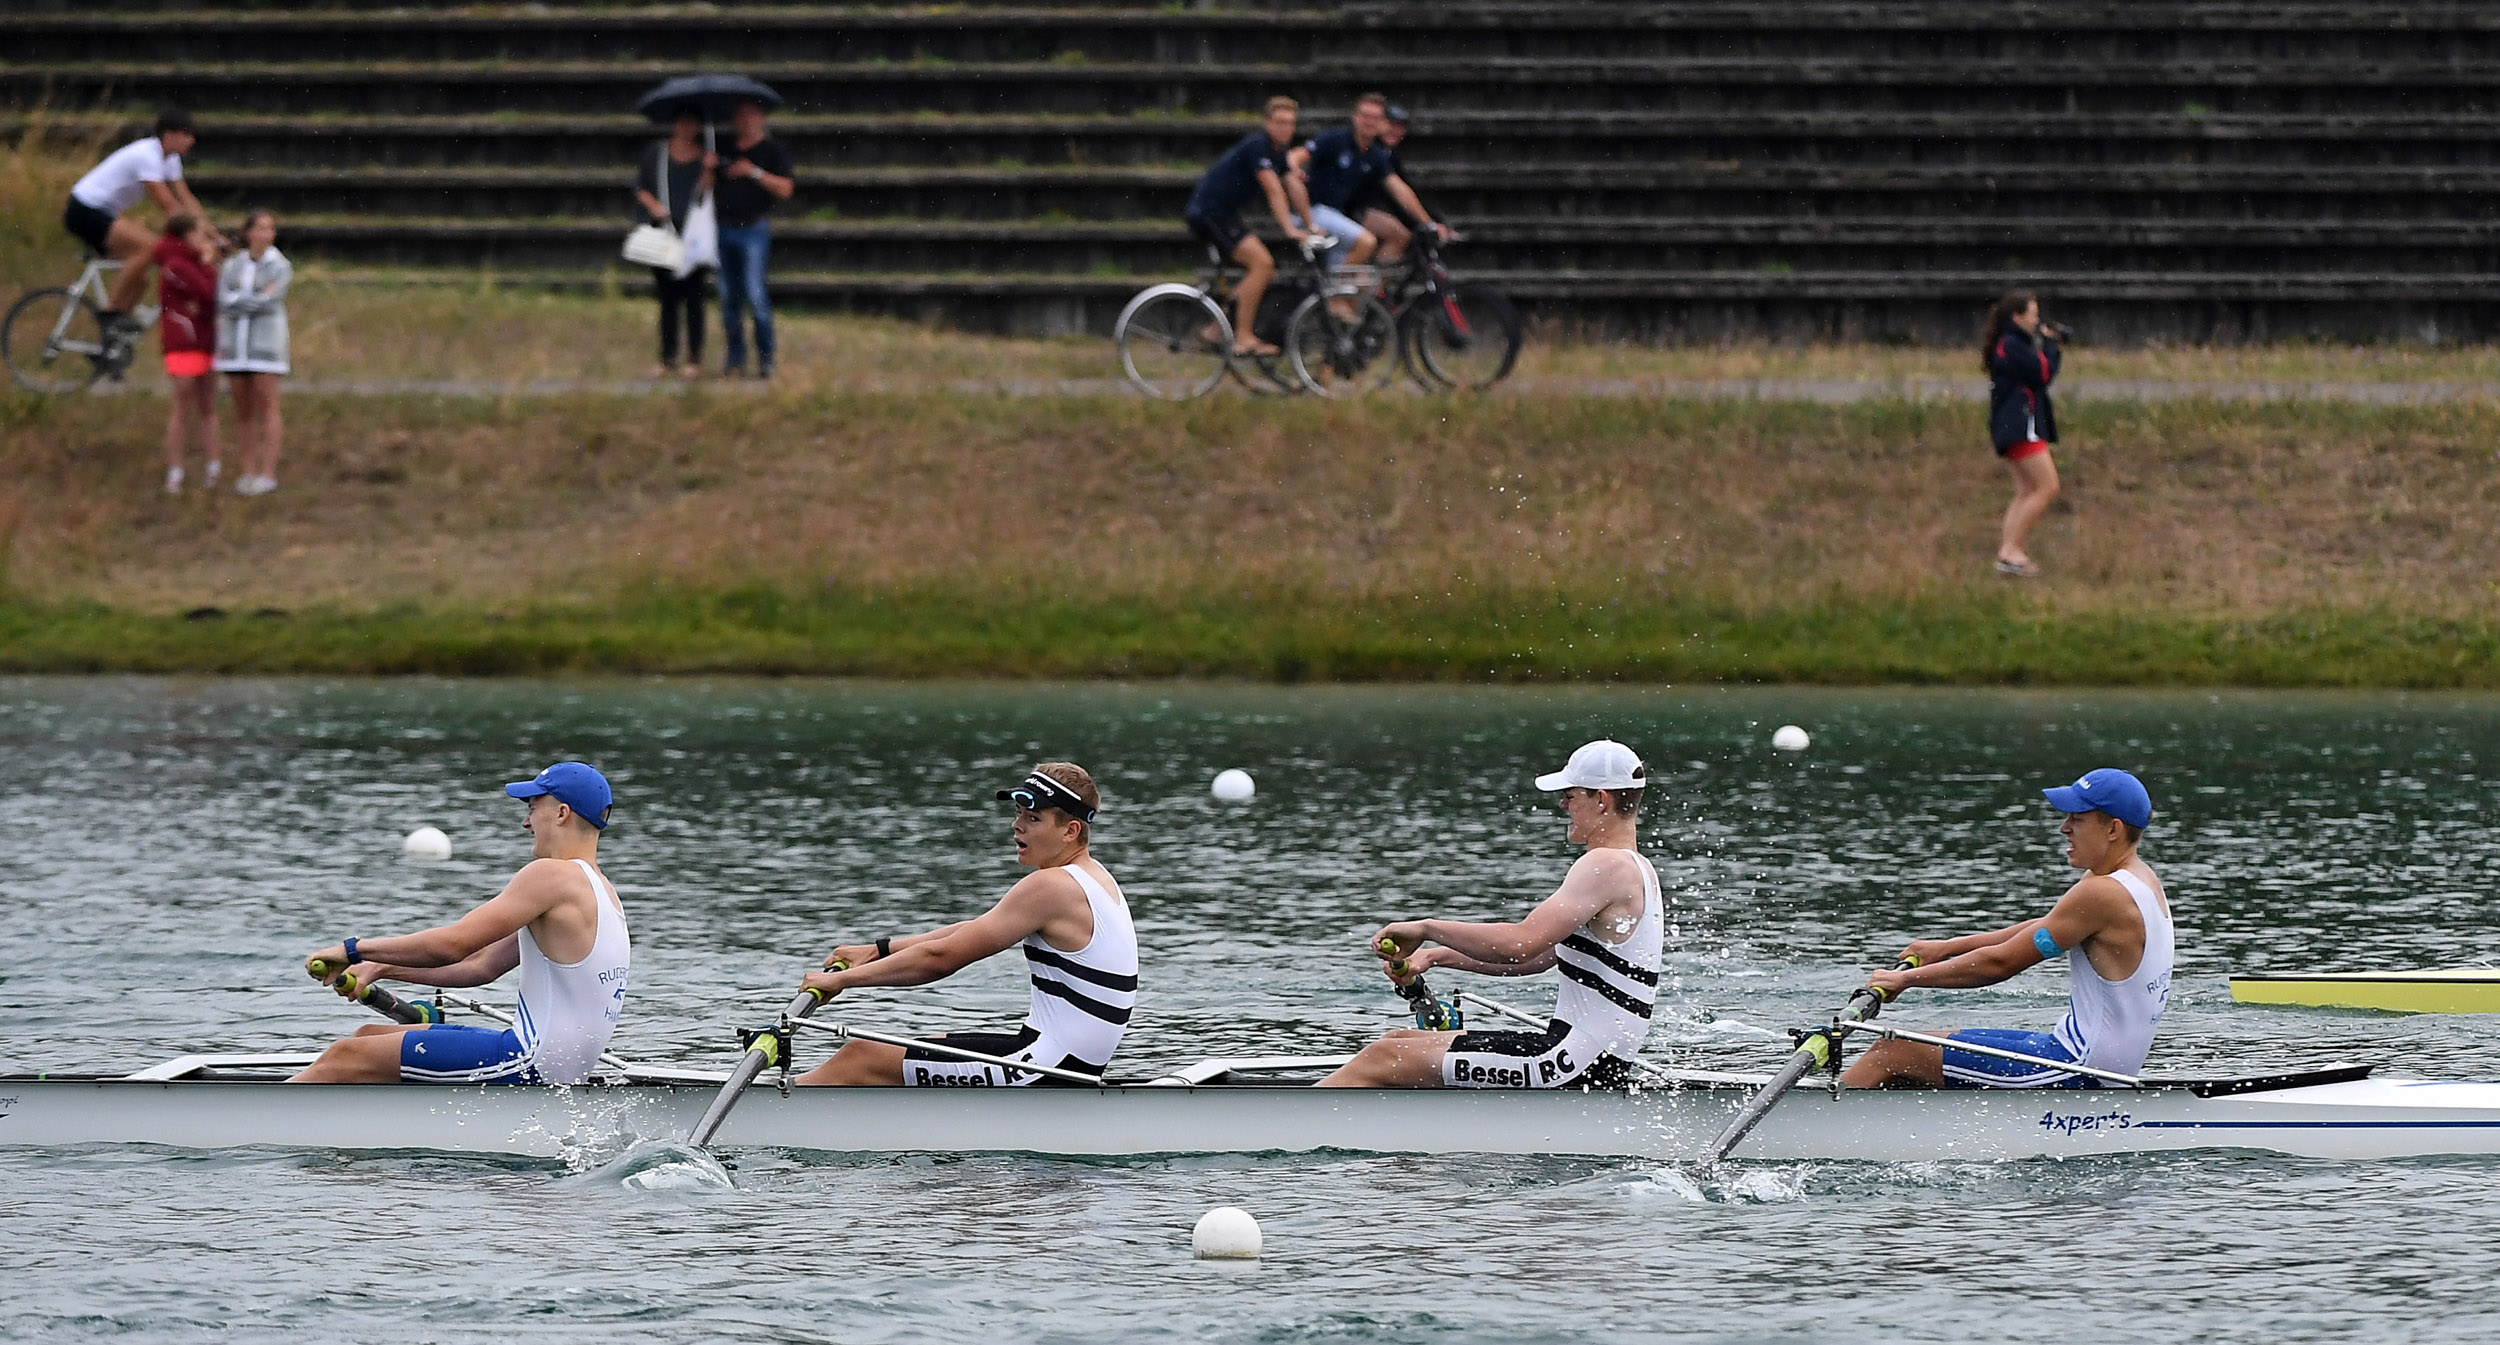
left=2041, top=768, right=2151, bottom=829
left=505, top=761, right=612, bottom=828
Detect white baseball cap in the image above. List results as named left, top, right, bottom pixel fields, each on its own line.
left=1534, top=739, right=1647, bottom=792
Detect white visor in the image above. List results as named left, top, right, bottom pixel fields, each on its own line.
left=1534, top=739, right=1646, bottom=792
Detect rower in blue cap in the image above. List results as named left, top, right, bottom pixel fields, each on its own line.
left=290, top=761, right=632, bottom=1085
left=1841, top=767, right=2173, bottom=1089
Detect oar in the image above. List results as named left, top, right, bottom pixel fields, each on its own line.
left=685, top=975, right=836, bottom=1147
left=306, top=957, right=444, bottom=1026
left=1378, top=936, right=1462, bottom=1031
left=1704, top=956, right=1918, bottom=1164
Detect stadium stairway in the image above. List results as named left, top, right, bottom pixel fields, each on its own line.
left=6, top=1, right=2498, bottom=341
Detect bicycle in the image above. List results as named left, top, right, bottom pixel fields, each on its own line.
left=3, top=252, right=155, bottom=394
left=1114, top=234, right=1394, bottom=399
left=1382, top=229, right=1522, bottom=391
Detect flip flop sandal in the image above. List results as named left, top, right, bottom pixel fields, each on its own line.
left=1993, top=558, right=2043, bottom=578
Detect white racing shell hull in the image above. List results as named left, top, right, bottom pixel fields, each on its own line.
left=8, top=1075, right=2500, bottom=1162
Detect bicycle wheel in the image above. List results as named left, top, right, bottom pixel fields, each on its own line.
left=1284, top=293, right=1398, bottom=398
left=1410, top=283, right=1523, bottom=391
left=1115, top=285, right=1231, bottom=400
left=3, top=288, right=108, bottom=395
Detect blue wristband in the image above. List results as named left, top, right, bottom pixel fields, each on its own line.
left=2032, top=928, right=2064, bottom=959
left=343, top=937, right=361, bottom=966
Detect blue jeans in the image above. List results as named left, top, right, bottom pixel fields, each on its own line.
left=716, top=221, right=775, bottom=370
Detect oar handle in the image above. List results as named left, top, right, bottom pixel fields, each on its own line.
left=1377, top=937, right=1461, bottom=1031
left=306, top=958, right=441, bottom=1026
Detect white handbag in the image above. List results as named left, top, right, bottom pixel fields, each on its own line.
left=623, top=144, right=686, bottom=270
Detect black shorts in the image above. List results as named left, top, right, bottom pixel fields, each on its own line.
left=899, top=1025, right=1104, bottom=1088
left=1443, top=1018, right=1638, bottom=1090
left=1186, top=211, right=1250, bottom=261
left=63, top=196, right=115, bottom=256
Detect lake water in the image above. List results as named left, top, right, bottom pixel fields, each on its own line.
left=5, top=677, right=2498, bottom=1342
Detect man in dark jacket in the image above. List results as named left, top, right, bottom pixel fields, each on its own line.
left=1184, top=96, right=1313, bottom=357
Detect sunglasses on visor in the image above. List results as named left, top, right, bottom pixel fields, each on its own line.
left=996, top=772, right=1097, bottom=822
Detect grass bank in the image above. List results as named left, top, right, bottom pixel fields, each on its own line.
left=4, top=589, right=2495, bottom=686
left=8, top=387, right=2500, bottom=685
left=12, top=127, right=2500, bottom=685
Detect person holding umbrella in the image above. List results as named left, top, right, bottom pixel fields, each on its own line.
left=633, top=76, right=792, bottom=379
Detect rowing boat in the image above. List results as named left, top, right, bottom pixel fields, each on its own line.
left=8, top=1053, right=2499, bottom=1162
left=2231, top=969, right=2500, bottom=1015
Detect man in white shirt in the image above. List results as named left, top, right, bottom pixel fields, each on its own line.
left=63, top=109, right=216, bottom=327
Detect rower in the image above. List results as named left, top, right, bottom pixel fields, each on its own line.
left=289, top=762, right=630, bottom=1085
left=1841, top=768, right=2171, bottom=1089
left=794, top=762, right=1137, bottom=1087
left=1319, top=739, right=1663, bottom=1089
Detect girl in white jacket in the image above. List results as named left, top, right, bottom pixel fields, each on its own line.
left=214, top=210, right=291, bottom=496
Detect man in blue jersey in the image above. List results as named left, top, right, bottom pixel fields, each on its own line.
left=1287, top=93, right=1446, bottom=275
left=1184, top=96, right=1314, bottom=358
left=1841, top=769, right=2174, bottom=1090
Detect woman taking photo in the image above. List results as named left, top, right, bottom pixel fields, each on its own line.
left=635, top=108, right=716, bottom=378
left=1983, top=291, right=2064, bottom=577
left=153, top=213, right=221, bottom=495
left=215, top=209, right=291, bottom=496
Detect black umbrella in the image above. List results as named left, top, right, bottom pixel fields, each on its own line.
left=636, top=74, right=784, bottom=125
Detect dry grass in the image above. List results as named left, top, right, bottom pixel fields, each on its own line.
left=11, top=127, right=2500, bottom=680
left=9, top=390, right=2500, bottom=627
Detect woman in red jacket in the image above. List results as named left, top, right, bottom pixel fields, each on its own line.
left=154, top=214, right=222, bottom=494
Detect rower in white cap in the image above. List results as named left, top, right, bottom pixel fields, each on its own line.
left=1320, top=739, right=1664, bottom=1089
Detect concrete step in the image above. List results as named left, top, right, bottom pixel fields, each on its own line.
left=248, top=212, right=2500, bottom=274
left=27, top=110, right=2500, bottom=172
left=308, top=263, right=2500, bottom=341
left=16, top=57, right=2500, bottom=120
left=177, top=161, right=2500, bottom=225
left=0, top=8, right=1334, bottom=66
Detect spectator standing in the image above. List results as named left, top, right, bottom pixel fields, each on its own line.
left=153, top=214, right=221, bottom=495
left=215, top=209, right=292, bottom=497
left=714, top=98, right=795, bottom=380
left=635, top=108, right=717, bottom=379
left=1983, top=291, right=2064, bottom=578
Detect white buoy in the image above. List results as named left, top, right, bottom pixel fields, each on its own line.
left=402, top=826, right=452, bottom=860
left=1211, top=769, right=1256, bottom=802
left=1771, top=725, right=1811, bottom=752
left=1192, top=1206, right=1262, bottom=1259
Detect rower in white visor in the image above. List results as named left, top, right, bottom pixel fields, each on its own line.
left=1320, top=739, right=1663, bottom=1089
left=795, top=762, right=1138, bottom=1087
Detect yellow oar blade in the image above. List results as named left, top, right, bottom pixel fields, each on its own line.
left=2231, top=969, right=2500, bottom=1015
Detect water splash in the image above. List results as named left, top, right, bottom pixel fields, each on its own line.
left=568, top=1139, right=736, bottom=1193
left=1623, top=1163, right=1813, bottom=1205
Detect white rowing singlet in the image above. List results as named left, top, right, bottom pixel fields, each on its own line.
left=2051, top=868, right=2173, bottom=1076
left=1549, top=851, right=1664, bottom=1062
left=512, top=858, right=631, bottom=1085
left=1020, top=863, right=1138, bottom=1072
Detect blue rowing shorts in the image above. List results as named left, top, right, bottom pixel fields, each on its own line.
left=398, top=1022, right=545, bottom=1085
left=1939, top=1027, right=2093, bottom=1089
